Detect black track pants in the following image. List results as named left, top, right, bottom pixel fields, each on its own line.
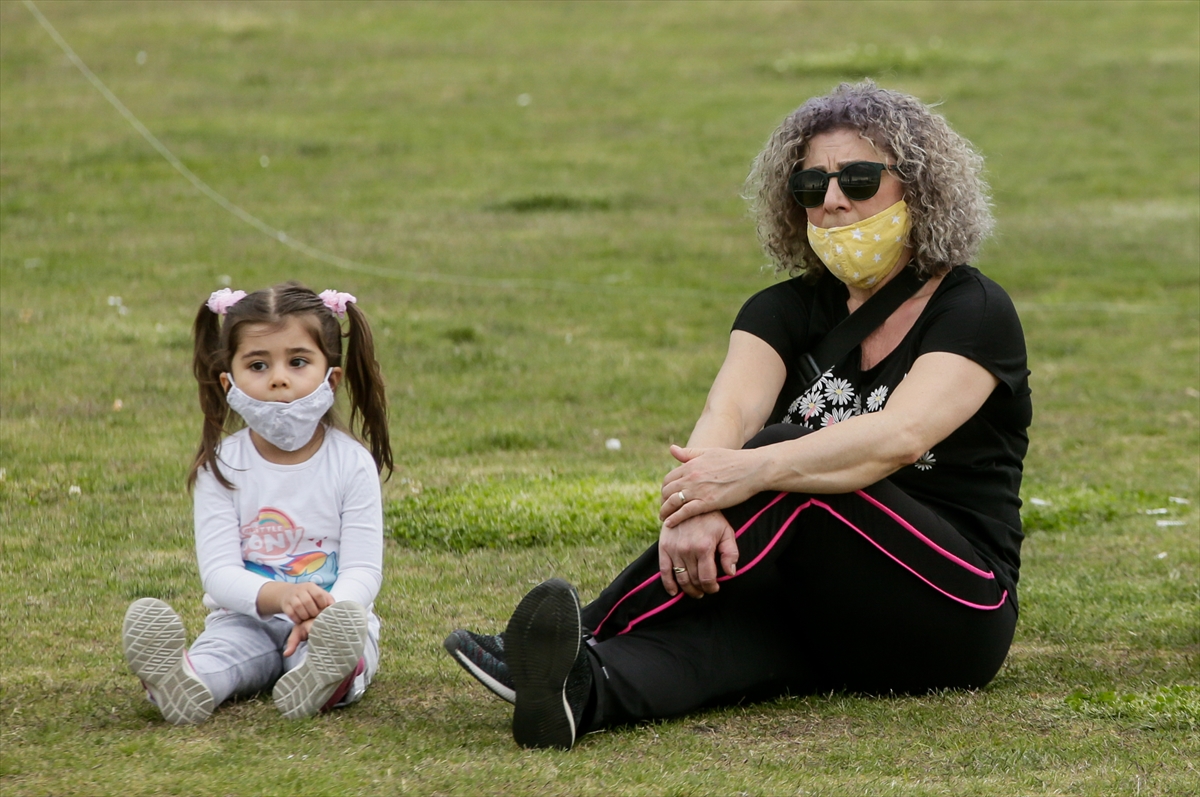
left=579, top=424, right=1017, bottom=731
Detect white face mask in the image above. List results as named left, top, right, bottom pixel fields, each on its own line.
left=225, top=369, right=336, bottom=452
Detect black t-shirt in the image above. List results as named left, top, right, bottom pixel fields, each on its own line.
left=732, top=266, right=1032, bottom=603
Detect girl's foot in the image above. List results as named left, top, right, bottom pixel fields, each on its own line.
left=273, top=601, right=368, bottom=719
left=122, top=598, right=215, bottom=725
left=505, top=578, right=592, bottom=750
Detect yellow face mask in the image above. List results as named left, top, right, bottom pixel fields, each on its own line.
left=807, top=200, right=910, bottom=289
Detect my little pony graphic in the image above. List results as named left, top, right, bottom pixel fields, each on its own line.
left=244, top=550, right=339, bottom=588
left=240, top=506, right=339, bottom=587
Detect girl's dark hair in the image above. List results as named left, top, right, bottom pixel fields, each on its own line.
left=187, top=282, right=392, bottom=489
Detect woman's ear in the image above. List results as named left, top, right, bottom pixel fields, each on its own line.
left=328, top=366, right=344, bottom=393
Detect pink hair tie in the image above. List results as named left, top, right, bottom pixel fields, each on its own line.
left=319, top=289, right=357, bottom=319
left=206, top=288, right=246, bottom=316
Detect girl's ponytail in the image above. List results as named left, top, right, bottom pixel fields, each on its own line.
left=187, top=302, right=233, bottom=490
left=343, top=302, right=393, bottom=477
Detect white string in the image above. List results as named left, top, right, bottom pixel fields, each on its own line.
left=21, top=0, right=733, bottom=298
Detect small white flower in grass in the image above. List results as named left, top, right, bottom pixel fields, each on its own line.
left=914, top=450, right=936, bottom=471
left=824, top=377, right=854, bottom=406
left=1156, top=552, right=1169, bottom=560
left=0, top=468, right=6, bottom=481
left=866, top=385, right=889, bottom=412
left=605, top=438, right=622, bottom=451
left=112, top=399, right=123, bottom=412
left=260, top=155, right=270, bottom=168
left=1157, top=520, right=1185, bottom=527
left=107, top=296, right=121, bottom=306
left=69, top=485, right=81, bottom=496
left=219, top=274, right=232, bottom=286
left=1169, top=496, right=1190, bottom=504
left=1028, top=497, right=1050, bottom=506
left=1141, top=508, right=1168, bottom=515
left=136, top=51, right=147, bottom=65
left=517, top=93, right=532, bottom=107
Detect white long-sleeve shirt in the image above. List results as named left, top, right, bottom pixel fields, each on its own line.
left=193, top=428, right=383, bottom=618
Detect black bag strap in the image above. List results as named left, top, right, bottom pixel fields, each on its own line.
left=797, top=267, right=926, bottom=389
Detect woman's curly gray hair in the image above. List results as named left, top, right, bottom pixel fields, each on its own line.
left=747, top=80, right=994, bottom=280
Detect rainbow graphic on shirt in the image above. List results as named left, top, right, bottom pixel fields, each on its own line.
left=240, top=506, right=338, bottom=588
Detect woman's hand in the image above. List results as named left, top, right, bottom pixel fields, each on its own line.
left=660, top=445, right=763, bottom=528
left=659, top=510, right=739, bottom=598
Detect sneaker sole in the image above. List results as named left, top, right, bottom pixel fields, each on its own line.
left=506, top=578, right=580, bottom=750
left=443, top=631, right=517, bottom=704
left=122, top=598, right=214, bottom=725
left=273, top=601, right=368, bottom=719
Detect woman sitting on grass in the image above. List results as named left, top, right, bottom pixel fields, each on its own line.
left=446, top=80, right=1032, bottom=750
left=122, top=282, right=392, bottom=724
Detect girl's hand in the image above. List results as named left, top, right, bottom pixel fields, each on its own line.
left=279, top=583, right=335, bottom=624
left=658, top=510, right=738, bottom=598
left=258, top=581, right=335, bottom=623
left=284, top=618, right=315, bottom=657
left=660, top=445, right=763, bottom=527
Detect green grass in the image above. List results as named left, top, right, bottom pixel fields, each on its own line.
left=1, top=0, right=1198, bottom=794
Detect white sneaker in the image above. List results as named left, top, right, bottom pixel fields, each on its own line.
left=273, top=601, right=368, bottom=719
left=122, top=598, right=214, bottom=725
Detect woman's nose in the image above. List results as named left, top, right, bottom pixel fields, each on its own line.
left=823, top=178, right=851, bottom=211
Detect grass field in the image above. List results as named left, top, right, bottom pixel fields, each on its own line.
left=1, top=1, right=1197, bottom=795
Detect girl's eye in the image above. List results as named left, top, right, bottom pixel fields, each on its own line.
left=290, top=357, right=309, bottom=368
left=249, top=361, right=268, bottom=372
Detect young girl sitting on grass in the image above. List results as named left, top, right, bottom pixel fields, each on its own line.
left=122, top=282, right=392, bottom=724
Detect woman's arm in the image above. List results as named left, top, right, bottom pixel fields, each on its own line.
left=687, top=330, right=787, bottom=449
left=660, top=351, right=1001, bottom=527
left=658, top=332, right=786, bottom=598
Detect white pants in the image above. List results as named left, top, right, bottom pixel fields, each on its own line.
left=187, top=608, right=381, bottom=707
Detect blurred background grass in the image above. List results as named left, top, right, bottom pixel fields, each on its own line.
left=1, top=1, right=1197, bottom=795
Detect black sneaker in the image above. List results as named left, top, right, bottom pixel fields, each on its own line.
left=505, top=578, right=593, bottom=750
left=443, top=629, right=515, bottom=704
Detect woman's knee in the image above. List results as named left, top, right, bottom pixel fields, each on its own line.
left=743, top=423, right=813, bottom=450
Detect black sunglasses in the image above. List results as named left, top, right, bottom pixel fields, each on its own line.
left=788, top=161, right=899, bottom=208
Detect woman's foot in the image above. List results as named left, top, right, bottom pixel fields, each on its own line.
left=273, top=601, right=368, bottom=719
left=443, top=630, right=515, bottom=704
left=505, top=578, right=593, bottom=750
left=122, top=598, right=215, bottom=725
